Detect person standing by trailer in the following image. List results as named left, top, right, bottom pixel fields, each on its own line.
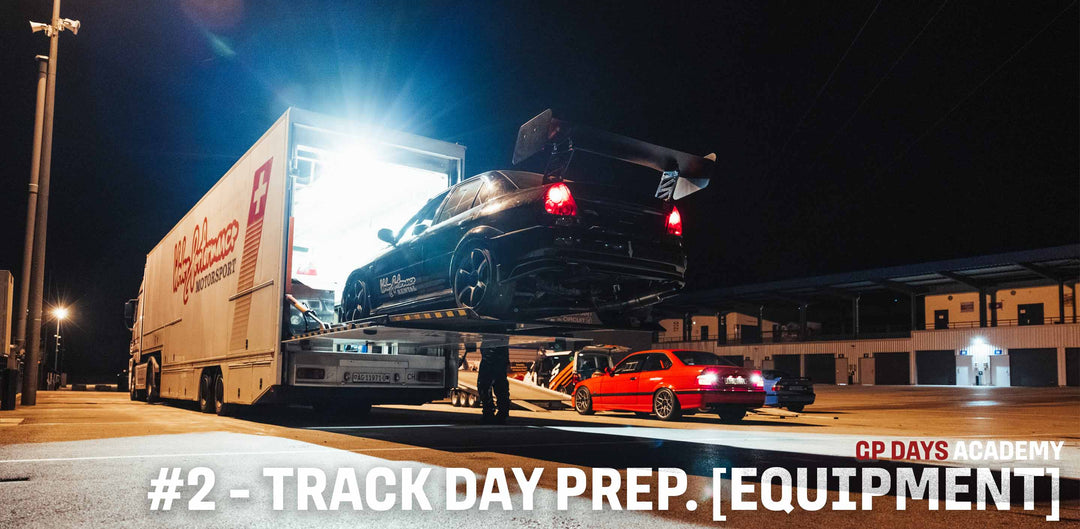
left=477, top=346, right=510, bottom=423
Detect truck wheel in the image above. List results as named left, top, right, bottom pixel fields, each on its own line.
left=213, top=373, right=231, bottom=416
left=451, top=241, right=511, bottom=317
left=652, top=388, right=681, bottom=421
left=717, top=406, right=747, bottom=423
left=574, top=387, right=594, bottom=415
left=451, top=391, right=462, bottom=407
left=146, top=358, right=160, bottom=403
left=198, top=372, right=214, bottom=413
left=466, top=393, right=478, bottom=408
left=338, top=273, right=370, bottom=323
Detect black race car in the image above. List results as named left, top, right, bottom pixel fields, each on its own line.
left=337, top=110, right=716, bottom=326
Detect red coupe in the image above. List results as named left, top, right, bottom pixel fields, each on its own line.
left=572, top=349, right=765, bottom=422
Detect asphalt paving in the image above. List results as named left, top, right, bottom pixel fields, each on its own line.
left=0, top=385, right=1076, bottom=527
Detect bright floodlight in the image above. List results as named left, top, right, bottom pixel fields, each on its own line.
left=53, top=307, right=69, bottom=320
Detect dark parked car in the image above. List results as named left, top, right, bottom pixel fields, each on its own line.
left=761, top=369, right=815, bottom=412
left=337, top=170, right=687, bottom=325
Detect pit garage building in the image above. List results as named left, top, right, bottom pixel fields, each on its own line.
left=656, top=245, right=1079, bottom=387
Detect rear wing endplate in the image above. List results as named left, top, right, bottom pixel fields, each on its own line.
left=511, top=109, right=715, bottom=201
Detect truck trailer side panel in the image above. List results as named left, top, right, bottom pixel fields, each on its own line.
left=145, top=113, right=288, bottom=404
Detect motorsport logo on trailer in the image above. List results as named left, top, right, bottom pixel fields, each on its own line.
left=172, top=217, right=240, bottom=304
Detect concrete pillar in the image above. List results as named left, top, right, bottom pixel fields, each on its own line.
left=853, top=296, right=861, bottom=338
left=909, top=293, right=916, bottom=332
left=799, top=354, right=806, bottom=377
left=978, top=290, right=987, bottom=327
left=1058, top=347, right=1067, bottom=386
left=1072, top=285, right=1077, bottom=324
left=990, top=290, right=998, bottom=327
left=910, top=350, right=918, bottom=385
left=1058, top=282, right=1066, bottom=324
left=799, top=304, right=808, bottom=340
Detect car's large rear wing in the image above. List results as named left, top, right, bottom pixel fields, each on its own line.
left=511, top=109, right=715, bottom=201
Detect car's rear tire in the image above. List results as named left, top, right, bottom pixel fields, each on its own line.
left=451, top=241, right=511, bottom=317
left=787, top=404, right=805, bottom=413
left=652, top=388, right=681, bottom=421
left=338, top=273, right=370, bottom=323
left=574, top=387, right=594, bottom=415
left=717, top=406, right=747, bottom=423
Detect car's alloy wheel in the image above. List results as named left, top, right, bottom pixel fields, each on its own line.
left=653, top=388, right=681, bottom=421
left=455, top=248, right=493, bottom=309
left=574, top=387, right=594, bottom=415
left=339, top=276, right=369, bottom=322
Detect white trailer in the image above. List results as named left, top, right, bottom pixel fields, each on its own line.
left=124, top=108, right=490, bottom=414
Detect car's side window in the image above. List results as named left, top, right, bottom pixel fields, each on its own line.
left=641, top=354, right=671, bottom=372
left=397, top=192, right=446, bottom=243
left=435, top=179, right=483, bottom=223
left=613, top=355, right=645, bottom=374
left=475, top=173, right=516, bottom=205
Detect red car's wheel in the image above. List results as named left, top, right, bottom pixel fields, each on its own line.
left=652, top=388, right=682, bottom=421
left=574, top=386, right=594, bottom=415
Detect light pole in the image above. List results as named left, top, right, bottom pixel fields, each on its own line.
left=51, top=306, right=68, bottom=385
left=21, top=0, right=79, bottom=406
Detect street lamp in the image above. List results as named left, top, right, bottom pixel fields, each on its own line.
left=19, top=0, right=80, bottom=406
left=51, top=306, right=68, bottom=386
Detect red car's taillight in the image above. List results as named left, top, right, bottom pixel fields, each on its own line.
left=697, top=368, right=719, bottom=386
left=751, top=371, right=764, bottom=388
left=544, top=183, right=577, bottom=216
left=666, top=206, right=682, bottom=236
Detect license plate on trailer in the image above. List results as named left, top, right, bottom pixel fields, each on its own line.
left=349, top=372, right=391, bottom=383
left=787, top=385, right=804, bottom=391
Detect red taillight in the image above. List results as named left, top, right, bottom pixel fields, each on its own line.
left=666, top=206, right=682, bottom=236
left=544, top=183, right=577, bottom=216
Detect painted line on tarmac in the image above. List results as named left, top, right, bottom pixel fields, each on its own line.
left=308, top=424, right=454, bottom=430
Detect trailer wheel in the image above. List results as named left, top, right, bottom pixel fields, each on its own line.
left=146, top=358, right=160, bottom=403
left=451, top=391, right=461, bottom=407
left=466, top=393, right=478, bottom=408
left=198, top=372, right=214, bottom=413
left=213, top=373, right=231, bottom=416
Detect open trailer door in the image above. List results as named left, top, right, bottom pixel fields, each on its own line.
left=282, top=108, right=466, bottom=335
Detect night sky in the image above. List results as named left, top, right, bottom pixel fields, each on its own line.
left=1, top=1, right=1076, bottom=382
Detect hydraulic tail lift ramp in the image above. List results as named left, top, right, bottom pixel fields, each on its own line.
left=283, top=308, right=589, bottom=409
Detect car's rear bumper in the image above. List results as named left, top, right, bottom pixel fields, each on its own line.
left=678, top=388, right=766, bottom=408
left=493, top=225, right=686, bottom=282
left=776, top=391, right=816, bottom=406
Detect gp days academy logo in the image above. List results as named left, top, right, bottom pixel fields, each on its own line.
left=172, top=217, right=241, bottom=304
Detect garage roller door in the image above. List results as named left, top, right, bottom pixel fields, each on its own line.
left=804, top=354, right=835, bottom=384
left=874, top=352, right=911, bottom=385
left=916, top=350, right=956, bottom=385
left=1009, top=348, right=1057, bottom=387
